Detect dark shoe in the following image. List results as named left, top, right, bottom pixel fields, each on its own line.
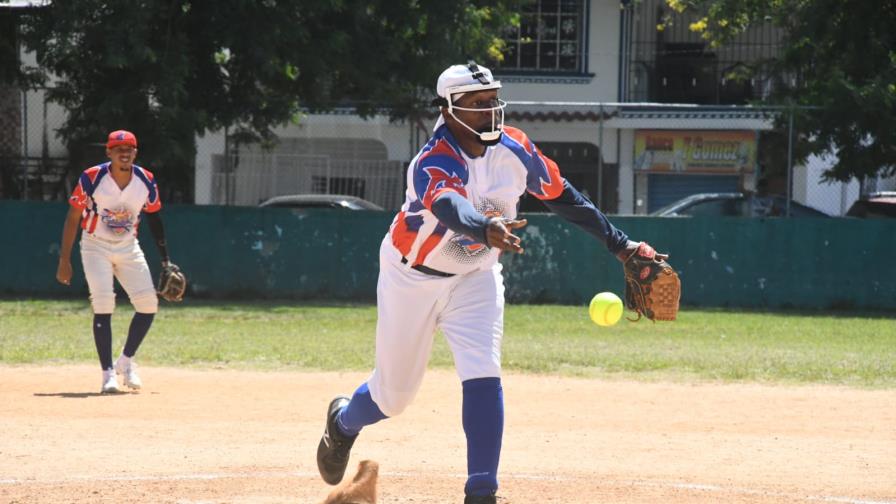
left=464, top=496, right=497, bottom=504
left=316, top=396, right=357, bottom=485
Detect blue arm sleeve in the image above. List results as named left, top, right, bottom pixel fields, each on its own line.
left=542, top=179, right=630, bottom=255
left=430, top=191, right=491, bottom=246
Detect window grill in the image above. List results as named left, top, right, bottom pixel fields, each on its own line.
left=624, top=0, right=784, bottom=104
left=498, top=0, right=586, bottom=73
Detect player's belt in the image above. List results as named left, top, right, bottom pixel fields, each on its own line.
left=401, top=257, right=455, bottom=278
left=84, top=233, right=133, bottom=245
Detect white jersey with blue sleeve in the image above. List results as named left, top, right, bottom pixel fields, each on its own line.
left=68, top=163, right=162, bottom=242
left=387, top=124, right=565, bottom=275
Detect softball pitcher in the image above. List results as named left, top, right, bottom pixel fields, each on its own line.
left=315, top=63, right=675, bottom=503
left=56, top=130, right=175, bottom=394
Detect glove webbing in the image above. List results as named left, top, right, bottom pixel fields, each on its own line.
left=624, top=277, right=649, bottom=322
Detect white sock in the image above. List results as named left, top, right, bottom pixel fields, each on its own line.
left=103, top=368, right=116, bottom=379
left=116, top=354, right=131, bottom=368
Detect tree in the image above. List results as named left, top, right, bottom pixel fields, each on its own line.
left=663, top=0, right=896, bottom=182
left=17, top=1, right=518, bottom=201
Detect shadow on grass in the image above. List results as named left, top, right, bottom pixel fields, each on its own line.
left=0, top=295, right=374, bottom=313
left=33, top=391, right=134, bottom=398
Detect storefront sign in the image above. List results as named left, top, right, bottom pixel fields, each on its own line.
left=634, top=130, right=756, bottom=173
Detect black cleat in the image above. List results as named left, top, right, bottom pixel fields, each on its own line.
left=464, top=496, right=497, bottom=504
left=316, top=395, right=357, bottom=485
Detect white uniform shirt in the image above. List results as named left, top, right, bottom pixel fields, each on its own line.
left=389, top=125, right=564, bottom=275
left=69, top=163, right=162, bottom=242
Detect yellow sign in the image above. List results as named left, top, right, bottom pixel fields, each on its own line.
left=634, top=130, right=756, bottom=173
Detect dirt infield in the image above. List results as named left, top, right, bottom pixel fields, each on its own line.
left=1, top=365, right=893, bottom=504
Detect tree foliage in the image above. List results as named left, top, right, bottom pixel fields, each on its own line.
left=17, top=0, right=518, bottom=200
left=665, top=0, right=896, bottom=182
left=1, top=10, right=20, bottom=85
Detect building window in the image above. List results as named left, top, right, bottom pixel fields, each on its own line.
left=625, top=0, right=783, bottom=104
left=498, top=0, right=586, bottom=73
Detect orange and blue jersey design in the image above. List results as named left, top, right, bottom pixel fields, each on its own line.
left=501, top=126, right=565, bottom=200
left=69, top=163, right=162, bottom=241
left=389, top=124, right=565, bottom=275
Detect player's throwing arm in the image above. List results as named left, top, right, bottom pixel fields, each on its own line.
left=485, top=217, right=527, bottom=254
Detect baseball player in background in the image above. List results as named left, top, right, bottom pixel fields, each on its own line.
left=56, top=130, right=174, bottom=394
left=316, top=63, right=660, bottom=503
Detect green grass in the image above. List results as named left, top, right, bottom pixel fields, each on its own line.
left=1, top=299, right=894, bottom=387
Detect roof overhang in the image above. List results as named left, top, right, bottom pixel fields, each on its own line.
left=609, top=107, right=776, bottom=131
left=505, top=101, right=778, bottom=130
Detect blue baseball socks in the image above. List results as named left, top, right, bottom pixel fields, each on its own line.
left=331, top=377, right=504, bottom=498
left=462, top=377, right=504, bottom=497
left=123, top=312, right=154, bottom=358
left=92, top=313, right=113, bottom=370
left=94, top=312, right=155, bottom=370
left=337, top=381, right=388, bottom=436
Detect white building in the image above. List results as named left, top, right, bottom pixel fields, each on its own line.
left=4, top=0, right=891, bottom=214
left=194, top=0, right=786, bottom=215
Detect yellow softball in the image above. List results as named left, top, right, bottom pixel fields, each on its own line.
left=589, top=292, right=623, bottom=327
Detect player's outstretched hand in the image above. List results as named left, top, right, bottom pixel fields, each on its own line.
left=616, top=239, right=668, bottom=262
left=56, top=259, right=72, bottom=285
left=486, top=217, right=527, bottom=254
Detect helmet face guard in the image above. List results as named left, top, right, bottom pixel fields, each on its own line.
left=434, top=62, right=506, bottom=145
left=445, top=81, right=506, bottom=144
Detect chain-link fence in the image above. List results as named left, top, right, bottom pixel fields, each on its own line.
left=4, top=87, right=894, bottom=217
left=514, top=102, right=896, bottom=217
left=211, top=153, right=406, bottom=209
left=202, top=119, right=418, bottom=209
left=0, top=85, right=71, bottom=202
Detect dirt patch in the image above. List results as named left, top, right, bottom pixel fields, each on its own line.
left=1, top=365, right=893, bottom=503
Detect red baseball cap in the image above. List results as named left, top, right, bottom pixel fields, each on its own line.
left=106, top=130, right=138, bottom=149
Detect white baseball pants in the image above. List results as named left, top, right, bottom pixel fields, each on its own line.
left=368, top=237, right=505, bottom=417
left=80, top=235, right=158, bottom=314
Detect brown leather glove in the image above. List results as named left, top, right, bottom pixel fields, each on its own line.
left=157, top=261, right=187, bottom=302
left=618, top=241, right=680, bottom=321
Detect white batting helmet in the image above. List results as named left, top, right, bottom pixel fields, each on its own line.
left=433, top=61, right=506, bottom=144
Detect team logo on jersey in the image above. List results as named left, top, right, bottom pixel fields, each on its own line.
left=451, top=203, right=504, bottom=256
left=423, top=166, right=467, bottom=201
left=101, top=207, right=133, bottom=235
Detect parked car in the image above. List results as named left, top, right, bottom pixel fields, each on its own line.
left=650, top=192, right=831, bottom=218
left=845, top=192, right=896, bottom=218
left=259, top=194, right=384, bottom=211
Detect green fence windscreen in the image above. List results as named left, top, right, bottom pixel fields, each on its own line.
left=3, top=201, right=894, bottom=309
